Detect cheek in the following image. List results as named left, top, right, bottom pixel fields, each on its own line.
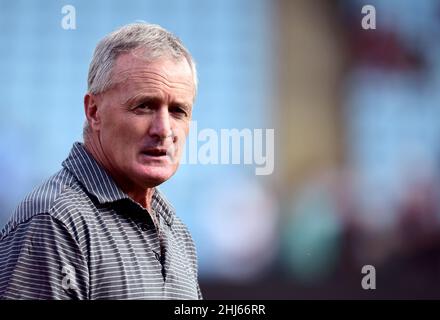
left=100, top=116, right=146, bottom=162
left=173, top=124, right=189, bottom=146
left=110, top=116, right=146, bottom=141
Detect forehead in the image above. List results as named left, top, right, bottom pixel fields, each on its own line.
left=110, top=51, right=195, bottom=101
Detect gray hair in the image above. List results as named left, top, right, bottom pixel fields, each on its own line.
left=87, top=22, right=197, bottom=95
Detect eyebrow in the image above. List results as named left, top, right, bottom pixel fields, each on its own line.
left=123, top=93, right=191, bottom=110
left=122, top=93, right=159, bottom=106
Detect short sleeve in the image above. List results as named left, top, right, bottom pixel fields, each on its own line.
left=0, top=214, right=89, bottom=299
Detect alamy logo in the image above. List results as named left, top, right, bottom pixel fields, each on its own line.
left=61, top=264, right=77, bottom=290
left=61, top=5, right=76, bottom=30
left=361, top=265, right=376, bottom=290
left=361, top=5, right=376, bottom=30
left=178, top=121, right=275, bottom=175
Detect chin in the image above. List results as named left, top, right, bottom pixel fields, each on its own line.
left=136, top=166, right=176, bottom=187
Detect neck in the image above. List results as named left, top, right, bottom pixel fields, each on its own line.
left=83, top=133, right=154, bottom=212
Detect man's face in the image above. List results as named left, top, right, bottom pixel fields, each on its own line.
left=92, top=51, right=195, bottom=189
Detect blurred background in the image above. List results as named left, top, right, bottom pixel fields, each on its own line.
left=1, top=0, right=440, bottom=299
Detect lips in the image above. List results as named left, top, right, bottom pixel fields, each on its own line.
left=141, top=148, right=168, bottom=157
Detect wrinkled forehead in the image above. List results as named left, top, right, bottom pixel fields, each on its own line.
left=110, top=50, right=195, bottom=94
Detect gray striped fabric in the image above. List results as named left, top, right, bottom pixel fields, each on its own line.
left=0, top=142, right=202, bottom=300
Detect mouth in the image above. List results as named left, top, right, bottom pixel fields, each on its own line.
left=141, top=147, right=169, bottom=159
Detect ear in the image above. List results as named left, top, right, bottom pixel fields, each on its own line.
left=84, top=93, right=101, bottom=131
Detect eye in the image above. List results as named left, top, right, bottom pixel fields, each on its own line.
left=132, top=102, right=158, bottom=114
left=136, top=103, right=151, bottom=110
left=170, top=105, right=189, bottom=117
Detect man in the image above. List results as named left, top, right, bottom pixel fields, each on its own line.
left=0, top=23, right=202, bottom=299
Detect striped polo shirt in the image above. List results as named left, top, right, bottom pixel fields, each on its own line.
left=0, top=142, right=202, bottom=300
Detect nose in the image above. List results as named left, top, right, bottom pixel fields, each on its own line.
left=148, top=107, right=173, bottom=141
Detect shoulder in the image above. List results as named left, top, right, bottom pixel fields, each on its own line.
left=0, top=168, right=93, bottom=242
left=173, top=215, right=195, bottom=244
left=154, top=189, right=198, bottom=253
left=173, top=215, right=199, bottom=263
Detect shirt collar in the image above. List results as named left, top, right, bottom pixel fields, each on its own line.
left=62, top=142, right=175, bottom=226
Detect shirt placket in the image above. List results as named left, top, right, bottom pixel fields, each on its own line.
left=140, top=207, right=169, bottom=283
